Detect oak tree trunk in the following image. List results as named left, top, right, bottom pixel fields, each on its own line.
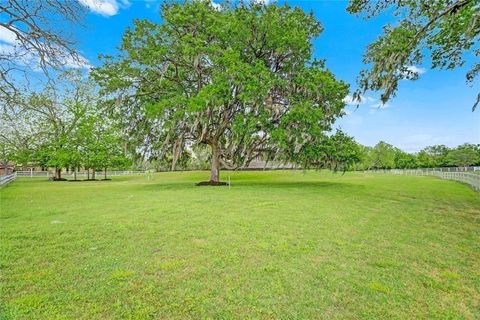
left=210, top=144, right=220, bottom=183
left=55, top=167, right=61, bottom=180
left=92, top=168, right=96, bottom=180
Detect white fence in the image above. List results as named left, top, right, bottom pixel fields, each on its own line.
left=0, top=172, right=17, bottom=187
left=15, top=170, right=146, bottom=178
left=366, top=167, right=480, bottom=192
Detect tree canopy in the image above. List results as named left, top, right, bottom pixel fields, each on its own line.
left=445, top=143, right=480, bottom=166
left=94, top=1, right=358, bottom=183
left=348, top=0, right=480, bottom=110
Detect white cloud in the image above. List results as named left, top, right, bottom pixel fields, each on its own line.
left=211, top=0, right=222, bottom=10
left=78, top=0, right=130, bottom=16
left=406, top=65, right=426, bottom=75
left=343, top=94, right=375, bottom=106
left=252, top=0, right=271, bottom=4
left=343, top=95, right=357, bottom=105
left=0, top=43, right=14, bottom=55
left=0, top=26, right=91, bottom=71
left=0, top=26, right=17, bottom=45
left=60, top=53, right=92, bottom=70
left=343, top=93, right=392, bottom=115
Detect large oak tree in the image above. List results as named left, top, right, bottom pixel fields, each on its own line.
left=94, top=1, right=357, bottom=183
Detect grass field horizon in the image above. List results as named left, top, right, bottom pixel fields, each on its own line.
left=1, top=171, right=479, bottom=319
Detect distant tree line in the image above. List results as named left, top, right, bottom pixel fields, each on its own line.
left=0, top=71, right=129, bottom=180
left=355, top=141, right=480, bottom=170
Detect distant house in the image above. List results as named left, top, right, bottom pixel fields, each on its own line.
left=0, top=161, right=15, bottom=175
left=245, top=156, right=296, bottom=170
left=15, top=162, right=45, bottom=172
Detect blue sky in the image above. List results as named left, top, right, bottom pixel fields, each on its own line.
left=75, top=0, right=479, bottom=152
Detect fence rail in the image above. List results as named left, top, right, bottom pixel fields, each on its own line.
left=366, top=167, right=480, bottom=192
left=0, top=172, right=17, bottom=187
left=15, top=170, right=146, bottom=178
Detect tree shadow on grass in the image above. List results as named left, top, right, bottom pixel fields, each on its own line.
left=141, top=179, right=364, bottom=192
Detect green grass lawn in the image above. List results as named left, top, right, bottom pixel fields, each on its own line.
left=1, top=171, right=479, bottom=319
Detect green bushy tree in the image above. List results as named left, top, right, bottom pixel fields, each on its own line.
left=445, top=143, right=480, bottom=166
left=94, top=1, right=357, bottom=183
